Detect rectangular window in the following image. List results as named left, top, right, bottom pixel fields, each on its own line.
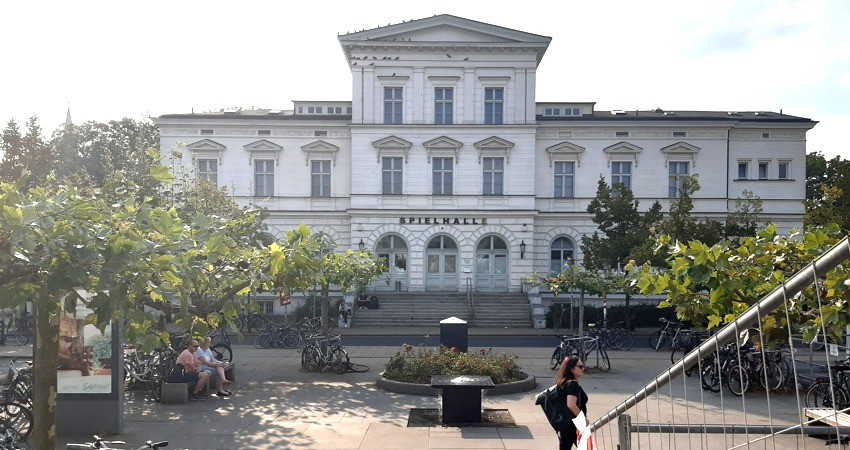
left=346, top=107, right=352, bottom=114
left=483, top=157, right=504, bottom=195
left=314, top=130, right=328, bottom=137
left=434, top=87, right=453, bottom=124
left=200, top=129, right=213, bottom=135
left=316, top=107, right=323, bottom=114
left=673, top=131, right=687, bottom=138
left=381, top=157, right=403, bottom=195
left=197, top=159, right=218, bottom=186
left=484, top=87, right=504, bottom=124
left=778, top=161, right=790, bottom=180
left=668, top=162, right=690, bottom=198
left=737, top=161, right=749, bottom=179
left=758, top=161, right=769, bottom=179
left=432, top=157, right=453, bottom=195
left=258, top=129, right=271, bottom=136
left=311, top=160, right=331, bottom=197
left=762, top=132, right=770, bottom=139
left=332, top=107, right=342, bottom=114
left=254, top=159, right=274, bottom=197
left=615, top=131, right=630, bottom=138
left=308, top=107, right=315, bottom=114
left=554, top=161, right=575, bottom=198
left=384, top=87, right=403, bottom=124
left=611, top=161, right=632, bottom=190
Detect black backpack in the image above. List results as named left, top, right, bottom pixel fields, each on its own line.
left=535, top=384, right=574, bottom=431
left=166, top=363, right=185, bottom=383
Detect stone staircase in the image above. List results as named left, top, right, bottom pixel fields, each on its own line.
left=350, top=292, right=532, bottom=328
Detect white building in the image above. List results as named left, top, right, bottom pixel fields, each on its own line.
left=154, top=15, right=815, bottom=301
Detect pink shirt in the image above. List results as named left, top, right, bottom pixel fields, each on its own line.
left=176, top=349, right=200, bottom=373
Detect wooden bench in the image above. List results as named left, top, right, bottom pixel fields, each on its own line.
left=805, top=407, right=850, bottom=428
left=430, top=375, right=494, bottom=424
left=161, top=362, right=235, bottom=404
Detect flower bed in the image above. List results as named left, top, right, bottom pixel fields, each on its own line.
left=383, top=345, right=526, bottom=385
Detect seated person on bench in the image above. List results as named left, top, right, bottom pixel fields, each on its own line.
left=176, top=339, right=211, bottom=400
left=197, top=337, right=231, bottom=396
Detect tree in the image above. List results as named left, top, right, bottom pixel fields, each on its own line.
left=629, top=224, right=850, bottom=346
left=726, top=189, right=764, bottom=240
left=537, top=265, right=610, bottom=342
left=805, top=152, right=850, bottom=232
left=581, top=177, right=661, bottom=270
left=0, top=119, right=24, bottom=180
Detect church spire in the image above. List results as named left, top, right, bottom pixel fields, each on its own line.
left=65, top=107, right=72, bottom=127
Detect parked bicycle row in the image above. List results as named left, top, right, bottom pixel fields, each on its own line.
left=0, top=358, right=34, bottom=448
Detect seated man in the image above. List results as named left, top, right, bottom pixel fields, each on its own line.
left=176, top=339, right=210, bottom=400
left=196, top=337, right=231, bottom=397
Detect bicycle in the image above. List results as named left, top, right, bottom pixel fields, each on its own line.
left=205, top=327, right=233, bottom=363
left=301, top=334, right=350, bottom=374
left=254, top=321, right=301, bottom=349
left=66, top=435, right=168, bottom=449
left=805, top=358, right=850, bottom=411
left=549, top=335, right=581, bottom=370
left=0, top=401, right=31, bottom=442
left=551, top=304, right=571, bottom=332
left=1, top=359, right=32, bottom=409
left=4, top=312, right=33, bottom=347
left=233, top=310, right=269, bottom=333
left=648, top=318, right=688, bottom=351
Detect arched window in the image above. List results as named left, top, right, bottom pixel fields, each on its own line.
left=550, top=237, right=575, bottom=274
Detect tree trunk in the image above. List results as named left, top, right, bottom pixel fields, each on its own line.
left=33, top=300, right=60, bottom=450
left=625, top=292, right=632, bottom=331
left=320, top=283, right=329, bottom=333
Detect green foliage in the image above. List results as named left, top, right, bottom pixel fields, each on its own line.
left=629, top=224, right=850, bottom=345
left=383, top=345, right=524, bottom=385
left=806, top=152, right=850, bottom=232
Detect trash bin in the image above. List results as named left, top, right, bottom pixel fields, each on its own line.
left=440, top=317, right=468, bottom=352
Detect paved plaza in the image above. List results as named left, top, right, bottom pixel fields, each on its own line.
left=2, top=328, right=832, bottom=449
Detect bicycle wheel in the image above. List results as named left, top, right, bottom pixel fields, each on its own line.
left=282, top=331, right=302, bottom=349
left=254, top=333, right=272, bottom=349
left=727, top=364, right=749, bottom=396
left=250, top=315, right=269, bottom=332
left=331, top=347, right=350, bottom=374
left=648, top=331, right=662, bottom=351
left=234, top=317, right=246, bottom=333
left=700, top=357, right=721, bottom=392
left=301, top=346, right=319, bottom=370
left=806, top=381, right=850, bottom=409
left=148, top=363, right=168, bottom=403
left=0, top=402, right=32, bottom=440
left=13, top=326, right=29, bottom=346
left=211, top=344, right=232, bottom=363
left=758, top=361, right=784, bottom=392
left=124, top=362, right=137, bottom=391
left=617, top=332, right=634, bottom=351
left=550, top=347, right=564, bottom=370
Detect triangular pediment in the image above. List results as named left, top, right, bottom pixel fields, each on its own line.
left=474, top=136, right=514, bottom=149
left=372, top=136, right=412, bottom=149
left=660, top=141, right=700, bottom=155
left=603, top=142, right=643, bottom=154
left=187, top=139, right=225, bottom=151
left=301, top=140, right=339, bottom=152
left=340, top=15, right=551, bottom=45
left=546, top=141, right=586, bottom=166
left=244, top=139, right=282, bottom=151
left=423, top=136, right=463, bottom=149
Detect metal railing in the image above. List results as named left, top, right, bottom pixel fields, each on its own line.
left=592, top=236, right=850, bottom=449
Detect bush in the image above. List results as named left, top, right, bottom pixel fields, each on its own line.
left=546, top=302, right=682, bottom=329
left=383, top=345, right=525, bottom=384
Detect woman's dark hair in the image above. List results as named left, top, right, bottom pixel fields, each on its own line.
left=556, top=355, right=581, bottom=388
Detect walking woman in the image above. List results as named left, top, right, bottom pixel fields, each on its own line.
left=556, top=355, right=589, bottom=449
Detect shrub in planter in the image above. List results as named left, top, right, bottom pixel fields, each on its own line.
left=382, top=345, right=525, bottom=385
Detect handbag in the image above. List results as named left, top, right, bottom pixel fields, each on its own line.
left=166, top=363, right=185, bottom=383
left=534, top=384, right=574, bottom=431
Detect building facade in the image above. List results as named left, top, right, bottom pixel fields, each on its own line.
left=154, top=15, right=815, bottom=298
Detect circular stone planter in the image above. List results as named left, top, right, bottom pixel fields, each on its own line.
left=376, top=372, right=536, bottom=396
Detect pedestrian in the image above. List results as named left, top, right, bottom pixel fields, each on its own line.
left=556, top=355, right=588, bottom=449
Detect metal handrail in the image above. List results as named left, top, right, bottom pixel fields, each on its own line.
left=593, top=236, right=850, bottom=432
left=466, top=278, right=475, bottom=321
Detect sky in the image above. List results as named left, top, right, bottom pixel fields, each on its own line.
left=1, top=0, right=848, bottom=160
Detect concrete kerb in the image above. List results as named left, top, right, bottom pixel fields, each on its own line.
left=376, top=371, right=537, bottom=396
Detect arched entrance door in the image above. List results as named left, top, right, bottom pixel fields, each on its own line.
left=475, top=235, right=508, bottom=292
left=425, top=235, right=459, bottom=292
left=375, top=234, right=408, bottom=292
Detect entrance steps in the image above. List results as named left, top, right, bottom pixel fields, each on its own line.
left=351, top=292, right=531, bottom=328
